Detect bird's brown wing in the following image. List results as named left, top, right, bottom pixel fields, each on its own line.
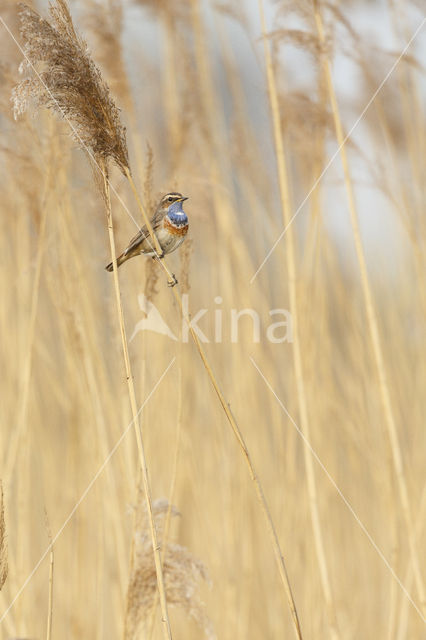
left=123, top=211, right=164, bottom=256
left=123, top=226, right=149, bottom=256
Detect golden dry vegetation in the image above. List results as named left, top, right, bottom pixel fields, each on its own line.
left=0, top=0, right=425, bottom=638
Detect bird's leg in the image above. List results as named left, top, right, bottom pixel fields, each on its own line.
left=167, top=274, right=178, bottom=287
left=151, top=250, right=165, bottom=261
left=151, top=253, right=177, bottom=286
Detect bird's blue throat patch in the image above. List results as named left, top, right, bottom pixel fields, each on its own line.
left=167, top=201, right=188, bottom=226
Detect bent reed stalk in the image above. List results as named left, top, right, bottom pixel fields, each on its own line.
left=13, top=1, right=302, bottom=635
left=126, top=179, right=303, bottom=639
left=101, top=162, right=172, bottom=640
left=173, top=290, right=303, bottom=640
left=11, top=3, right=173, bottom=637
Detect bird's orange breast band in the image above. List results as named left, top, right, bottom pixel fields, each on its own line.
left=164, top=218, right=189, bottom=236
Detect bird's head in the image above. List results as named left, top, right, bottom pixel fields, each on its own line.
left=160, top=192, right=188, bottom=215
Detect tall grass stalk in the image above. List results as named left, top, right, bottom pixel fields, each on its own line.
left=124, top=167, right=163, bottom=259
left=147, top=353, right=183, bottom=640
left=189, top=0, right=253, bottom=276
left=313, top=0, right=426, bottom=614
left=101, top=162, right=172, bottom=640
left=56, top=156, right=129, bottom=594
left=3, top=125, right=54, bottom=485
left=0, top=482, right=7, bottom=593
left=0, top=482, right=11, bottom=637
left=257, top=1, right=338, bottom=636
left=396, top=488, right=426, bottom=638
left=121, top=101, right=302, bottom=632
left=125, top=167, right=303, bottom=637
left=10, top=1, right=174, bottom=631
left=171, top=286, right=304, bottom=640
left=1, top=0, right=424, bottom=636
left=45, top=513, right=54, bottom=640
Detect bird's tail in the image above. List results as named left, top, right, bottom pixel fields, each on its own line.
left=105, top=253, right=126, bottom=272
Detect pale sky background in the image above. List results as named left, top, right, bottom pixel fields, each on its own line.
left=3, top=0, right=424, bottom=275
left=119, top=0, right=426, bottom=276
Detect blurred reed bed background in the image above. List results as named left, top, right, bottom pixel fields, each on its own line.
left=0, top=0, right=425, bottom=638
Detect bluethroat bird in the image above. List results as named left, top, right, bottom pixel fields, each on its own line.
left=105, top=192, right=189, bottom=284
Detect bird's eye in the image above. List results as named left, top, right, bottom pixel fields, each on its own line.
left=167, top=196, right=174, bottom=202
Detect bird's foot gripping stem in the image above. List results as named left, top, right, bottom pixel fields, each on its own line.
left=167, top=274, right=178, bottom=287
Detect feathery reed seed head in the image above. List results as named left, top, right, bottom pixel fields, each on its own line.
left=125, top=498, right=215, bottom=639
left=12, top=1, right=129, bottom=173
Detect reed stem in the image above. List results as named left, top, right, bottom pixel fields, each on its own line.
left=258, top=1, right=338, bottom=636
left=45, top=516, right=54, bottom=640
left=101, top=161, right=172, bottom=640
left=313, top=0, right=426, bottom=614
left=124, top=168, right=163, bottom=258
left=122, top=170, right=303, bottom=640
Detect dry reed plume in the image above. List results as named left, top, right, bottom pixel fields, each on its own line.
left=12, top=3, right=172, bottom=638
left=12, top=0, right=129, bottom=171
left=0, top=0, right=424, bottom=637
left=125, top=498, right=214, bottom=640
left=13, top=4, right=304, bottom=637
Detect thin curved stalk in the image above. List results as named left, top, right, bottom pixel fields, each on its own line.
left=124, top=167, right=163, bottom=257
left=147, top=354, right=183, bottom=640
left=101, top=162, right=172, bottom=640
left=123, top=163, right=303, bottom=640
left=170, top=286, right=303, bottom=639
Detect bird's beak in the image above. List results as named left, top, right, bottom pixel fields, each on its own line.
left=179, top=196, right=189, bottom=202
